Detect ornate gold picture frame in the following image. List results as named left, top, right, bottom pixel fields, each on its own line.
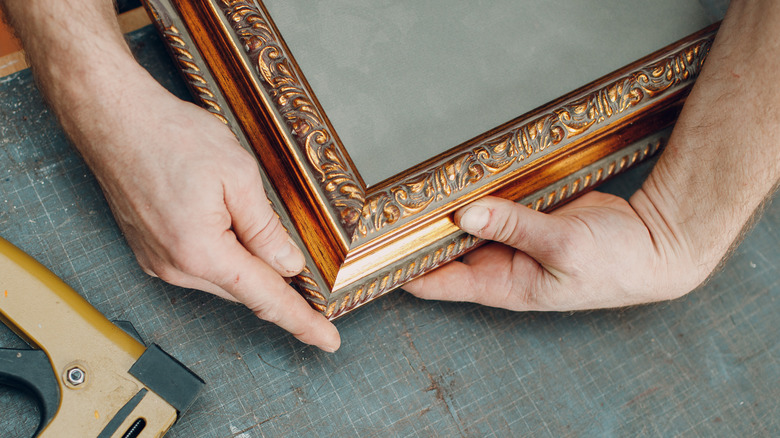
left=143, top=0, right=719, bottom=318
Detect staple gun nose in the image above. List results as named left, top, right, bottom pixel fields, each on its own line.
left=0, top=237, right=205, bottom=437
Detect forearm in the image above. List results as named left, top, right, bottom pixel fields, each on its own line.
left=633, top=0, right=780, bottom=290
left=1, top=1, right=154, bottom=163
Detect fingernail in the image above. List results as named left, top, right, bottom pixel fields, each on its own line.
left=458, top=205, right=490, bottom=234
left=321, top=327, right=341, bottom=353
left=273, top=239, right=306, bottom=275
left=320, top=336, right=340, bottom=353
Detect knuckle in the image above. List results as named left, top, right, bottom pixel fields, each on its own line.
left=511, top=273, right=559, bottom=311
left=245, top=214, right=285, bottom=249
left=230, top=154, right=263, bottom=187
left=141, top=267, right=158, bottom=278
left=165, top=240, right=216, bottom=278
left=148, top=262, right=184, bottom=285
left=517, top=285, right=540, bottom=310
left=237, top=156, right=262, bottom=178
left=171, top=256, right=212, bottom=279
left=493, top=213, right=525, bottom=245
left=134, top=256, right=158, bottom=278
left=463, top=274, right=484, bottom=303
left=251, top=302, right=282, bottom=325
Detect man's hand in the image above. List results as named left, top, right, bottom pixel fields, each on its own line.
left=1, top=0, right=340, bottom=351
left=404, top=191, right=698, bottom=311
left=82, top=79, right=340, bottom=352
left=408, top=0, right=780, bottom=314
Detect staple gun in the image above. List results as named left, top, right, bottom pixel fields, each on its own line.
left=0, top=236, right=205, bottom=437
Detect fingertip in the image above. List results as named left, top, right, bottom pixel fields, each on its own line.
left=285, top=300, right=341, bottom=352
left=307, top=318, right=340, bottom=353
left=320, top=330, right=341, bottom=353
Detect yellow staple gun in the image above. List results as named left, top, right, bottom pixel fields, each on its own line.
left=0, top=236, right=205, bottom=437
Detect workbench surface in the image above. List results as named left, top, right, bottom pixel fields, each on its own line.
left=1, top=25, right=777, bottom=437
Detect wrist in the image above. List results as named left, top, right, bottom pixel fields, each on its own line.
left=628, top=185, right=709, bottom=298
left=49, top=55, right=155, bottom=140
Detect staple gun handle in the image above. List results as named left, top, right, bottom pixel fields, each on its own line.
left=0, top=348, right=59, bottom=434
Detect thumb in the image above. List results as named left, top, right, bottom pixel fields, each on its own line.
left=455, top=196, right=563, bottom=258
left=225, top=167, right=306, bottom=278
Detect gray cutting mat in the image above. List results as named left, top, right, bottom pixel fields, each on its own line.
left=1, top=25, right=777, bottom=437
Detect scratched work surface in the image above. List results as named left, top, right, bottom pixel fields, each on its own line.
left=1, top=24, right=778, bottom=438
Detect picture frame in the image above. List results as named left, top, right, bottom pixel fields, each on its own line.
left=142, top=0, right=719, bottom=318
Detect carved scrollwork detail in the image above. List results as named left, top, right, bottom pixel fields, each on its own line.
left=355, top=36, right=712, bottom=240
left=218, top=0, right=365, bottom=232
